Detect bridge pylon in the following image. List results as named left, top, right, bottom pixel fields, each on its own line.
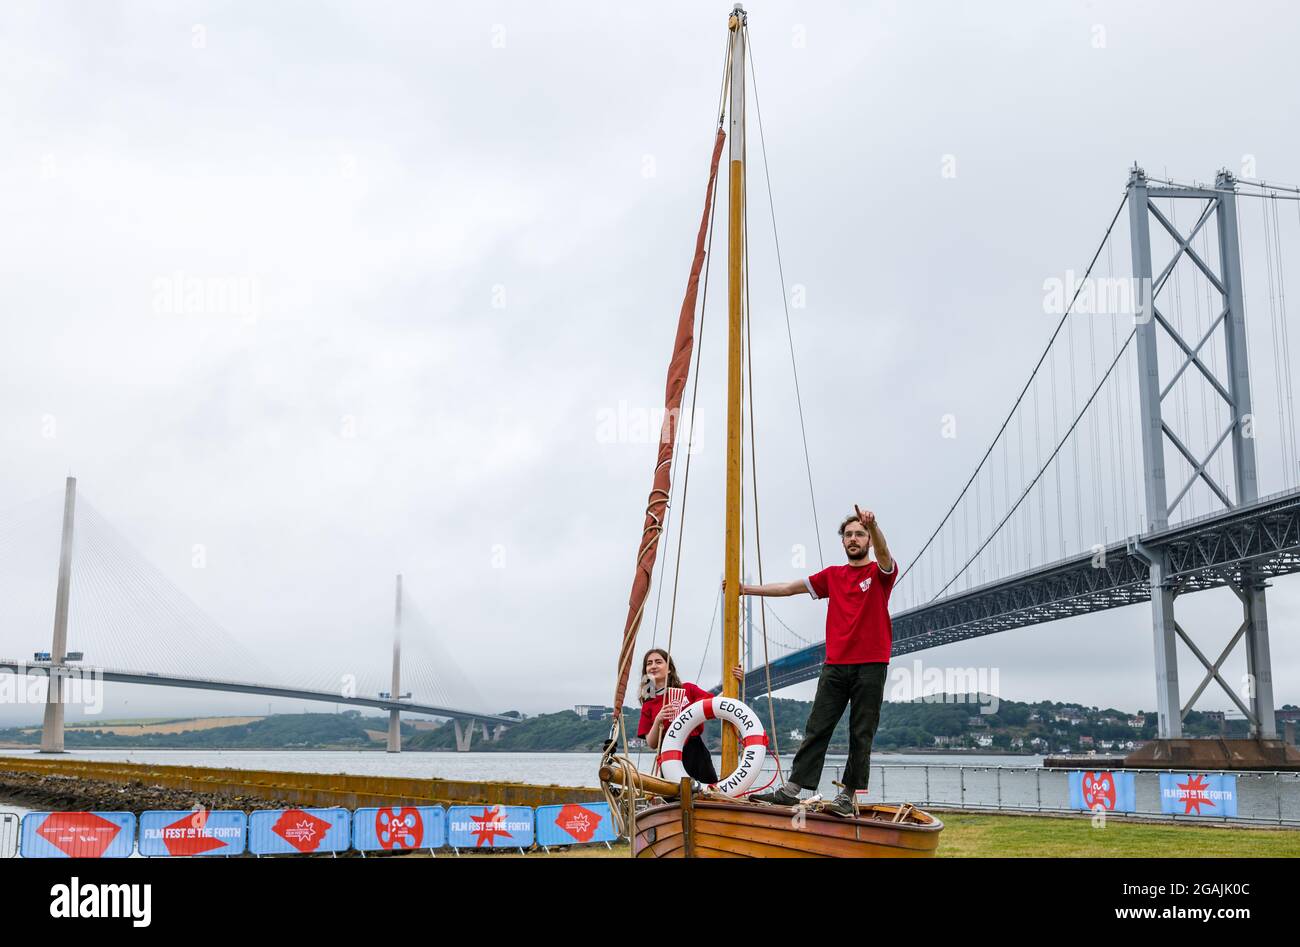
left=1127, top=166, right=1276, bottom=741
left=40, top=476, right=76, bottom=753
left=387, top=574, right=403, bottom=753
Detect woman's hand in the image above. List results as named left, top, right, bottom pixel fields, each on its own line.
left=731, top=664, right=744, bottom=682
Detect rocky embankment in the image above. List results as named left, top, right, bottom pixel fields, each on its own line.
left=0, top=769, right=289, bottom=815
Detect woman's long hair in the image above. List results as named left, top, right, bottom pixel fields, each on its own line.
left=639, top=647, right=682, bottom=703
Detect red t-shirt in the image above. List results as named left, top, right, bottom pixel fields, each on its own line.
left=806, top=560, right=898, bottom=664
left=637, top=681, right=712, bottom=741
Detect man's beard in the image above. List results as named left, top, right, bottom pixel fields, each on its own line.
left=845, top=543, right=869, bottom=563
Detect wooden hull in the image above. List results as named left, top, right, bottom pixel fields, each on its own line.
left=632, top=799, right=943, bottom=858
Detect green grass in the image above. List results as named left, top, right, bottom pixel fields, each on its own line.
left=512, top=813, right=1300, bottom=858
left=933, top=812, right=1300, bottom=857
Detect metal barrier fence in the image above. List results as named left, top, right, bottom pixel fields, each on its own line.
left=0, top=813, right=17, bottom=858
left=845, top=764, right=1300, bottom=826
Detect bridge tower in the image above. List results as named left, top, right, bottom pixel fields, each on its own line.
left=1127, top=166, right=1277, bottom=741
left=387, top=574, right=403, bottom=753
left=40, top=476, right=77, bottom=753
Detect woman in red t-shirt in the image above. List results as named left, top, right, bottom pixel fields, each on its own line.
left=637, top=648, right=743, bottom=785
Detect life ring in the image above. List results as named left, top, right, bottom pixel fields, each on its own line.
left=657, top=696, right=768, bottom=797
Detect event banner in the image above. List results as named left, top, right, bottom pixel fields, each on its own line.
left=20, top=811, right=136, bottom=858
left=1067, top=770, right=1137, bottom=812
left=446, top=805, right=535, bottom=850
left=1158, top=773, right=1238, bottom=817
left=138, top=810, right=247, bottom=857
left=352, top=806, right=446, bottom=852
left=535, top=802, right=618, bottom=847
left=248, top=808, right=351, bottom=855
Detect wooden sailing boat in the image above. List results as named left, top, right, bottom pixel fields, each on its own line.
left=600, top=5, right=942, bottom=858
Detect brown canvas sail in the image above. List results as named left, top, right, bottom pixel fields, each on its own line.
left=610, top=127, right=726, bottom=717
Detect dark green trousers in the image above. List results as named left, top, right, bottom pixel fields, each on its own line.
left=790, top=662, right=887, bottom=794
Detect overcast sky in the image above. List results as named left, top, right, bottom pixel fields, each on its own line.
left=1, top=0, right=1298, bottom=726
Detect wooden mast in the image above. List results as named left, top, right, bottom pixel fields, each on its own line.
left=721, top=4, right=746, bottom=777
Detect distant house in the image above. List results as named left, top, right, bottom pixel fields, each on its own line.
left=574, top=705, right=612, bottom=721
left=1099, top=740, right=1114, bottom=750
left=1079, top=735, right=1095, bottom=746
left=790, top=729, right=804, bottom=741
left=1010, top=737, right=1025, bottom=750
left=932, top=735, right=953, bottom=747
left=967, top=716, right=989, bottom=728
left=1030, top=737, right=1048, bottom=749
left=1127, top=714, right=1146, bottom=728
left=976, top=735, right=994, bottom=748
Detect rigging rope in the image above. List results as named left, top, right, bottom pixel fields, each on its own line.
left=747, top=30, right=824, bottom=569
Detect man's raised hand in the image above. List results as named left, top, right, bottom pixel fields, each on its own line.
left=855, top=505, right=877, bottom=530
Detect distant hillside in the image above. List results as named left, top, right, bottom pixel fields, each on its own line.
left=0, top=713, right=383, bottom=749
left=0, top=697, right=1287, bottom=753
left=406, top=710, right=637, bottom=752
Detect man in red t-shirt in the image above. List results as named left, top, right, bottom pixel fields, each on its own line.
left=742, top=506, right=896, bottom=817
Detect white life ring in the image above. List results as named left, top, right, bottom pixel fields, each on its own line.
left=656, top=696, right=768, bottom=797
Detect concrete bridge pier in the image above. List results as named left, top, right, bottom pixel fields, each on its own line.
left=454, top=718, right=477, bottom=752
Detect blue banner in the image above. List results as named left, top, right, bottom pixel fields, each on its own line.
left=446, top=805, right=534, bottom=850
left=1159, top=773, right=1238, bottom=818
left=535, top=802, right=617, bottom=847
left=352, top=806, right=446, bottom=852
left=248, top=808, right=351, bottom=855
left=138, top=810, right=246, bottom=857
left=1067, top=770, right=1137, bottom=812
left=20, top=811, right=136, bottom=858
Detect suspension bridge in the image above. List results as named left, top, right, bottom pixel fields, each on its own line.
left=723, top=166, right=1300, bottom=756
left=4, top=164, right=1299, bottom=763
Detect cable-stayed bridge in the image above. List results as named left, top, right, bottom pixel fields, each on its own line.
left=731, top=167, right=1300, bottom=747
left=0, top=483, right=510, bottom=753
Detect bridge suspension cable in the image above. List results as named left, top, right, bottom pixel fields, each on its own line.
left=898, top=191, right=1131, bottom=592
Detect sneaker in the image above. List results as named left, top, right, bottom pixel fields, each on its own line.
left=826, top=791, right=856, bottom=818
left=749, top=784, right=801, bottom=807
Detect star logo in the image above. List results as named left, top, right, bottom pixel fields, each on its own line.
left=469, top=806, right=513, bottom=847
left=272, top=809, right=333, bottom=852
left=1175, top=774, right=1216, bottom=815
left=555, top=804, right=601, bottom=843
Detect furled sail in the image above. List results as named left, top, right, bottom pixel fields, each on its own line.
left=610, top=128, right=726, bottom=718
